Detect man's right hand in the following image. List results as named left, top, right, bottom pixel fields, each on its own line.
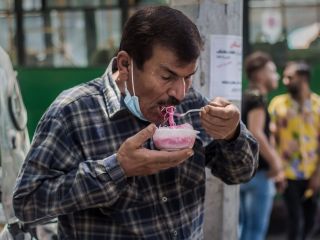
left=116, top=124, right=194, bottom=177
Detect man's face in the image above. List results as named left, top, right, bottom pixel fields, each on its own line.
left=263, top=61, right=279, bottom=92
left=129, top=45, right=198, bottom=124
left=282, top=65, right=301, bottom=97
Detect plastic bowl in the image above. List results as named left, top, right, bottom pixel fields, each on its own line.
left=153, top=124, right=199, bottom=151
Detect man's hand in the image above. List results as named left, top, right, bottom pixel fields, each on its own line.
left=200, top=97, right=240, bottom=140
left=117, top=124, right=194, bottom=177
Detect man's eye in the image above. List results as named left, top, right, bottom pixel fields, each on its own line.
left=161, top=76, right=172, bottom=80
left=185, top=76, right=192, bottom=81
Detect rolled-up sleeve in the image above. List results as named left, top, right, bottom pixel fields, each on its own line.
left=205, top=122, right=259, bottom=184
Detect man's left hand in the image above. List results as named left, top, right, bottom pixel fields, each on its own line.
left=200, top=97, right=240, bottom=140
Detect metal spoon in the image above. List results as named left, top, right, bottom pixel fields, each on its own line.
left=173, top=108, right=202, bottom=118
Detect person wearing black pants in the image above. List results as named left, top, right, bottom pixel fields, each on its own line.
left=284, top=180, right=318, bottom=240
left=269, top=62, right=320, bottom=240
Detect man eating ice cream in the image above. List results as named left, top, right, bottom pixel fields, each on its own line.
left=13, top=6, right=258, bottom=239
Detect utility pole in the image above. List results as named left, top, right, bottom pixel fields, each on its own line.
left=170, top=1, right=243, bottom=239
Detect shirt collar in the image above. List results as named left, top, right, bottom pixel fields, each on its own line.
left=288, top=94, right=312, bottom=113
left=102, top=58, right=129, bottom=120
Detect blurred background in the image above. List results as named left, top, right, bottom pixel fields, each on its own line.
left=0, top=0, right=320, bottom=239
left=1, top=0, right=319, bottom=135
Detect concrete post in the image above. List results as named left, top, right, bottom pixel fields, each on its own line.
left=170, top=1, right=243, bottom=239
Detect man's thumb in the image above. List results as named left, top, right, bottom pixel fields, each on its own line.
left=210, top=97, right=231, bottom=107
left=131, top=124, right=156, bottom=147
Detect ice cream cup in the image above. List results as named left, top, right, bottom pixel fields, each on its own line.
left=153, top=126, right=199, bottom=151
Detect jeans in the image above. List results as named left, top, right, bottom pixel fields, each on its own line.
left=239, top=170, right=275, bottom=240
left=283, top=179, right=318, bottom=240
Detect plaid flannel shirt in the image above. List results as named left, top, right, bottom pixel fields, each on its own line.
left=13, top=60, right=258, bottom=239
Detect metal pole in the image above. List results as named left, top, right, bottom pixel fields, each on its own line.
left=119, top=0, right=129, bottom=29
left=42, top=0, right=54, bottom=65
left=243, top=0, right=250, bottom=58
left=14, top=0, right=25, bottom=65
left=84, top=9, right=97, bottom=64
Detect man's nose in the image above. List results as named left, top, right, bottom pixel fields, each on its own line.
left=168, top=77, right=186, bottom=101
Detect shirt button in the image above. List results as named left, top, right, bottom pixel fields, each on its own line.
left=173, top=230, right=178, bottom=236
left=161, top=196, right=168, bottom=202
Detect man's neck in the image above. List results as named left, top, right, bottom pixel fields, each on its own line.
left=291, top=86, right=310, bottom=105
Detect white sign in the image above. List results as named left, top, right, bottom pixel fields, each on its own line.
left=210, top=35, right=242, bottom=101
left=262, top=10, right=282, bottom=44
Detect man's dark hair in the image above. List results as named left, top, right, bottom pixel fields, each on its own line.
left=285, top=61, right=311, bottom=83
left=244, top=51, right=272, bottom=80
left=119, top=6, right=203, bottom=70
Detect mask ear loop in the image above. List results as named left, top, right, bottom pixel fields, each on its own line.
left=182, top=77, right=186, bottom=97
left=131, top=59, right=136, bottom=96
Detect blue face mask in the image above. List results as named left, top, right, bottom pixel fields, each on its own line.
left=124, top=59, right=148, bottom=122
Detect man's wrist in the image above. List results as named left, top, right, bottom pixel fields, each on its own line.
left=225, top=124, right=240, bottom=141
left=103, top=154, right=127, bottom=189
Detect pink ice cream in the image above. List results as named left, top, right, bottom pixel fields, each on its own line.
left=153, top=123, right=199, bottom=150
left=154, top=106, right=199, bottom=150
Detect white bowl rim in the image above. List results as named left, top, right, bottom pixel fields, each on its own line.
left=155, top=127, right=200, bottom=134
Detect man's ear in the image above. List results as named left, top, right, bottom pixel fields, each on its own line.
left=117, top=51, right=131, bottom=81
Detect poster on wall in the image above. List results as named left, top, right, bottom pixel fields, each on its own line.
left=210, top=35, right=242, bottom=101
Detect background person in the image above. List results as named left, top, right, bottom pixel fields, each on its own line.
left=239, top=51, right=283, bottom=240
left=269, top=61, right=320, bottom=240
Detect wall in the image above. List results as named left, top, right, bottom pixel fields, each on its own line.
left=17, top=67, right=105, bottom=137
